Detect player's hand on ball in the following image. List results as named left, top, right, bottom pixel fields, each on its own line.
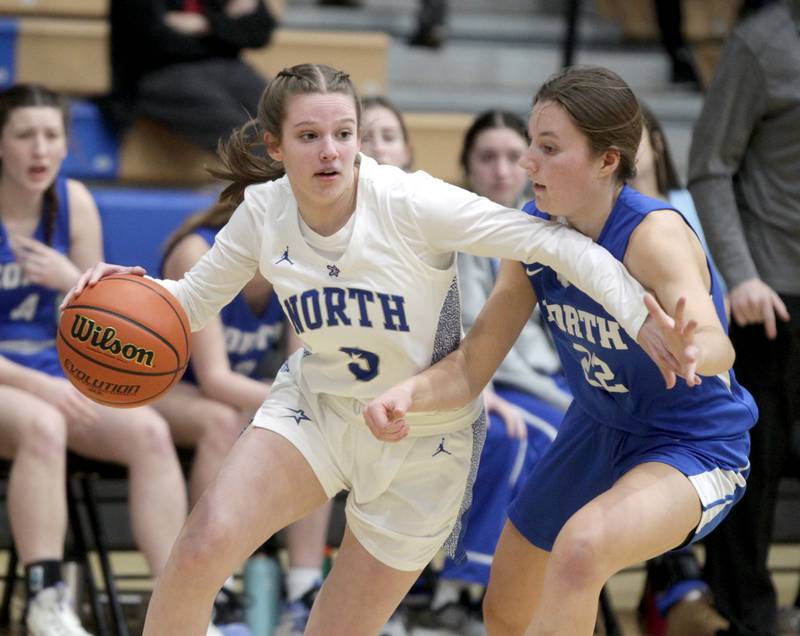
left=363, top=385, right=412, bottom=442
left=60, top=262, right=146, bottom=311
left=639, top=293, right=701, bottom=389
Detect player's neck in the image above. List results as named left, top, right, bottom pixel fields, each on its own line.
left=564, top=182, right=623, bottom=242
left=632, top=172, right=661, bottom=200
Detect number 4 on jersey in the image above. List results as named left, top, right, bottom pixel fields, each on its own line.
left=9, top=293, right=39, bottom=321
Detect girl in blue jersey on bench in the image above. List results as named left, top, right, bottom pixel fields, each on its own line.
left=0, top=84, right=187, bottom=636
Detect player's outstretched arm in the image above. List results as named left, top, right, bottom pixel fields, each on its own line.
left=364, top=261, right=534, bottom=441
left=627, top=210, right=735, bottom=383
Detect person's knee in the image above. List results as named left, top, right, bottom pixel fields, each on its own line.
left=197, top=404, right=242, bottom=452
left=128, top=409, right=179, bottom=460
left=21, top=407, right=68, bottom=462
left=549, top=522, right=609, bottom=590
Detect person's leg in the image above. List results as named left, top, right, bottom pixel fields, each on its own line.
left=153, top=383, right=244, bottom=506
left=526, top=462, right=700, bottom=635
left=136, top=59, right=266, bottom=152
left=703, top=318, right=795, bottom=635
left=285, top=500, right=332, bottom=599
left=483, top=520, right=550, bottom=635
left=0, top=387, right=67, bottom=565
left=652, top=0, right=699, bottom=86
left=0, top=387, right=94, bottom=634
left=67, top=403, right=187, bottom=574
left=305, top=527, right=422, bottom=636
left=143, top=426, right=329, bottom=635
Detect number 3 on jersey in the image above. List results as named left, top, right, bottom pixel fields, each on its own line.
left=572, top=342, right=628, bottom=393
left=9, top=293, right=39, bottom=321
left=339, top=346, right=379, bottom=381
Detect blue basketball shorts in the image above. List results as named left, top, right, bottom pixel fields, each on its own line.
left=508, top=403, right=750, bottom=552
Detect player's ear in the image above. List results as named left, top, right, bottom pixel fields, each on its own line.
left=598, top=147, right=620, bottom=178
left=264, top=132, right=283, bottom=162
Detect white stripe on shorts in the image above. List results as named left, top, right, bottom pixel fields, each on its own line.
left=688, top=463, right=748, bottom=535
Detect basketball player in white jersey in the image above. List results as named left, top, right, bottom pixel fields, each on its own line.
left=64, top=64, right=687, bottom=636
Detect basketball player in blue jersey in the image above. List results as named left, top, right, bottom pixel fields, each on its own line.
left=0, top=84, right=188, bottom=635
left=155, top=204, right=333, bottom=632
left=65, top=64, right=688, bottom=636
left=365, top=66, right=757, bottom=636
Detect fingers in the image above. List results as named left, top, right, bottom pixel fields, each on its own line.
left=363, top=400, right=409, bottom=442
left=644, top=293, right=675, bottom=331
left=60, top=268, right=93, bottom=310
left=762, top=299, right=778, bottom=340
left=773, top=293, right=791, bottom=323
left=673, top=296, right=686, bottom=329
left=59, top=263, right=145, bottom=311
left=682, top=345, right=702, bottom=387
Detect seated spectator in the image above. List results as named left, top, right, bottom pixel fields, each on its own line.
left=0, top=84, right=187, bottom=635
left=361, top=97, right=413, bottom=171
left=103, top=0, right=277, bottom=152
left=155, top=194, right=332, bottom=634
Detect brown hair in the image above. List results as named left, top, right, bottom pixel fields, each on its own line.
left=533, top=66, right=641, bottom=183
left=210, top=63, right=361, bottom=209
left=0, top=84, right=69, bottom=245
left=459, top=109, right=528, bottom=174
left=639, top=102, right=682, bottom=194
left=361, top=96, right=410, bottom=144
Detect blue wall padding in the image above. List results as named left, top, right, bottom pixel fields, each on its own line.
left=63, top=100, right=121, bottom=180
left=90, top=186, right=217, bottom=275
left=0, top=18, right=18, bottom=89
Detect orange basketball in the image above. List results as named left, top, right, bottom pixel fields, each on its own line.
left=57, top=274, right=191, bottom=408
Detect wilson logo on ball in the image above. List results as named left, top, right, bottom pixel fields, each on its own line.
left=69, top=313, right=155, bottom=367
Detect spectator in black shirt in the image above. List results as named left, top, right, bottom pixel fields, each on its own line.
left=104, top=0, right=277, bottom=151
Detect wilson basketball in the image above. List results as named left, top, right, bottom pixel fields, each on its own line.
left=57, top=274, right=191, bottom=408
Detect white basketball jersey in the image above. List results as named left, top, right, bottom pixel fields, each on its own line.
left=261, top=167, right=462, bottom=404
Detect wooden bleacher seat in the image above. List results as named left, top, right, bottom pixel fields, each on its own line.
left=114, top=110, right=473, bottom=186
left=117, top=120, right=220, bottom=186
left=3, top=17, right=109, bottom=95
left=243, top=29, right=389, bottom=96
left=405, top=112, right=474, bottom=185
left=1, top=18, right=388, bottom=98
left=0, top=0, right=107, bottom=18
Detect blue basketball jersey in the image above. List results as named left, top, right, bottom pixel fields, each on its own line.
left=0, top=178, right=70, bottom=376
left=522, top=185, right=757, bottom=441
left=177, top=227, right=286, bottom=382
